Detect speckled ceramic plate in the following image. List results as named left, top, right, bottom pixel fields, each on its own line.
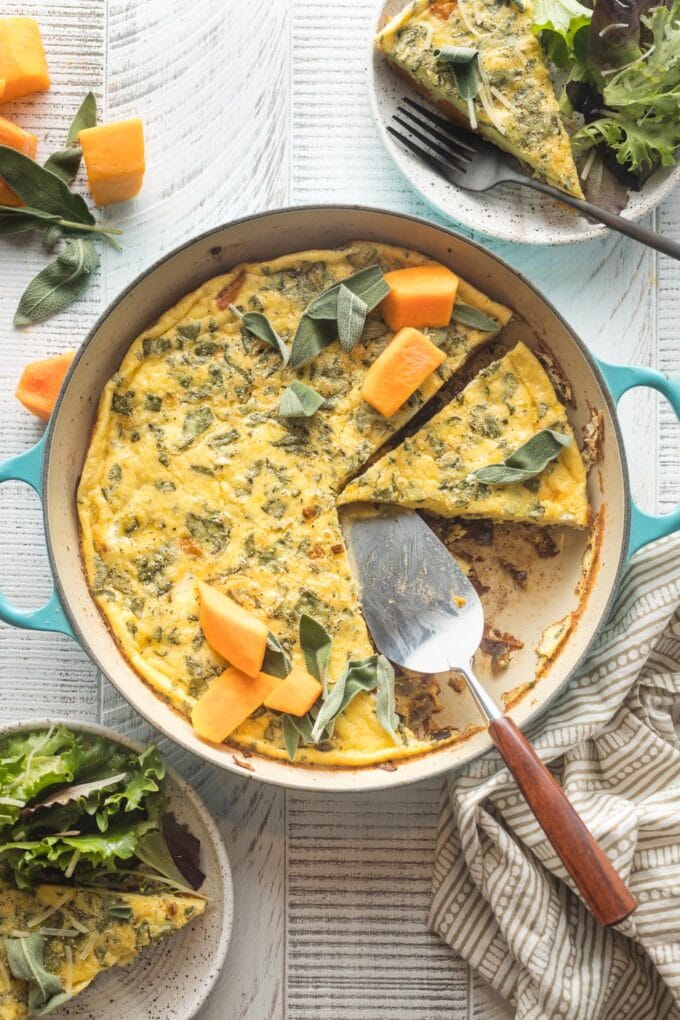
left=1, top=720, right=233, bottom=1020
left=369, top=0, right=680, bottom=245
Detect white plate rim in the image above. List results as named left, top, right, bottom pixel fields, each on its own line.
left=0, top=717, right=233, bottom=1020
left=367, top=0, right=680, bottom=246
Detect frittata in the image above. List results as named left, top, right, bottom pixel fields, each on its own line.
left=375, top=0, right=583, bottom=197
left=78, top=242, right=511, bottom=766
left=0, top=883, right=205, bottom=1019
left=339, top=342, right=590, bottom=526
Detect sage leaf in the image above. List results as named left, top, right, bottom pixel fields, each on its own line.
left=42, top=224, right=63, bottom=252
left=311, top=654, right=382, bottom=742
left=289, top=314, right=336, bottom=369
left=337, top=284, right=368, bottom=352
left=305, top=265, right=390, bottom=321
left=230, top=305, right=289, bottom=365
left=67, top=91, right=97, bottom=145
left=451, top=300, right=500, bottom=332
left=0, top=145, right=94, bottom=225
left=4, top=934, right=63, bottom=1010
left=262, top=632, right=292, bottom=679
left=0, top=206, right=62, bottom=235
left=473, top=428, right=571, bottom=485
left=14, top=238, right=99, bottom=326
left=299, top=614, right=332, bottom=692
left=434, top=47, right=480, bottom=129
left=279, top=380, right=324, bottom=419
left=282, top=715, right=300, bottom=760
left=178, top=407, right=214, bottom=450
left=374, top=656, right=401, bottom=745
left=106, top=903, right=133, bottom=920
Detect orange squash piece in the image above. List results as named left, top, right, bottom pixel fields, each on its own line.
left=191, top=667, right=278, bottom=744
left=15, top=352, right=75, bottom=421
left=0, top=115, right=38, bottom=207
left=79, top=119, right=145, bottom=206
left=264, top=666, right=322, bottom=716
left=0, top=18, right=50, bottom=102
left=380, top=265, right=459, bottom=332
left=0, top=79, right=5, bottom=100
left=198, top=581, right=268, bottom=677
left=362, top=327, right=446, bottom=418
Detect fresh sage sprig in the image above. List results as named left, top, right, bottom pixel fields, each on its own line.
left=14, top=238, right=100, bottom=327
left=311, top=653, right=399, bottom=744
left=229, top=304, right=290, bottom=364
left=473, top=428, right=571, bottom=485
left=4, top=934, right=68, bottom=1013
left=451, top=299, right=500, bottom=332
left=434, top=46, right=480, bottom=130
left=281, top=712, right=315, bottom=761
left=375, top=656, right=401, bottom=745
left=290, top=264, right=390, bottom=367
left=279, top=380, right=325, bottom=419
left=262, top=632, right=292, bottom=679
left=44, top=91, right=97, bottom=185
left=299, top=613, right=332, bottom=694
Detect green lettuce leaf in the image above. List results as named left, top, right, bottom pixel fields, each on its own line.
left=532, top=0, right=592, bottom=67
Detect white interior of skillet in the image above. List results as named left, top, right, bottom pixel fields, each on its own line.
left=44, top=207, right=628, bottom=792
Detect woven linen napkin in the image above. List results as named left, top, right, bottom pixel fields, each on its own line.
left=430, top=534, right=680, bottom=1020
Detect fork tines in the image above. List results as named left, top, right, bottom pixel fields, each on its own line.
left=389, top=97, right=478, bottom=180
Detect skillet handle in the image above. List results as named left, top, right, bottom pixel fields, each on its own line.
left=0, top=435, right=74, bottom=638
left=488, top=715, right=637, bottom=927
left=595, top=359, right=680, bottom=557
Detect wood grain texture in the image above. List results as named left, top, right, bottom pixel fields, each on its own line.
left=0, top=0, right=677, bottom=1018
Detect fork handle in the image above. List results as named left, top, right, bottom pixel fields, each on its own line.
left=522, top=177, right=680, bottom=260
left=487, top=715, right=636, bottom=927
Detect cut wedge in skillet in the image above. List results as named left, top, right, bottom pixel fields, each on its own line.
left=340, top=342, right=590, bottom=527
left=375, top=0, right=584, bottom=198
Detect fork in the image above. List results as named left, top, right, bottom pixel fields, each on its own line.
left=390, top=97, right=680, bottom=260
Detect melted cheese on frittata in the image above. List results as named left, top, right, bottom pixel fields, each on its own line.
left=78, top=242, right=511, bottom=766
left=340, top=342, right=590, bottom=526
left=376, top=0, right=583, bottom=197
left=0, top=883, right=205, bottom=1019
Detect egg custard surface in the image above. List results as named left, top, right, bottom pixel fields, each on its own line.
left=79, top=241, right=515, bottom=767
left=375, top=0, right=583, bottom=198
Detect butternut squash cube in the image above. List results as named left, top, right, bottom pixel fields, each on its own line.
left=16, top=351, right=75, bottom=421
left=198, top=581, right=268, bottom=677
left=191, top=667, right=278, bottom=744
left=79, top=118, right=145, bottom=206
left=0, top=18, right=50, bottom=101
left=0, top=78, right=5, bottom=100
left=0, top=114, right=37, bottom=206
left=264, top=666, right=322, bottom=716
left=362, top=327, right=446, bottom=418
left=380, top=265, right=459, bottom=332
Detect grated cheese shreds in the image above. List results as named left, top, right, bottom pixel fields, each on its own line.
left=65, top=945, right=73, bottom=996
left=62, top=910, right=90, bottom=935
left=477, top=80, right=507, bottom=135
left=64, top=849, right=80, bottom=879
left=490, top=85, right=513, bottom=110
left=38, top=927, right=80, bottom=938
left=77, top=932, right=97, bottom=962
left=0, top=797, right=25, bottom=807
left=27, top=891, right=73, bottom=928
left=456, top=0, right=480, bottom=37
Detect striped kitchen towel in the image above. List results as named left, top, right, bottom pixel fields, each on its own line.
left=430, top=533, right=680, bottom=1020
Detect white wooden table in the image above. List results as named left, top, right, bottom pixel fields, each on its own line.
left=0, top=2, right=678, bottom=1017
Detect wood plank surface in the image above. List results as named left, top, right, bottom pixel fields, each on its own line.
left=0, top=1, right=677, bottom=1018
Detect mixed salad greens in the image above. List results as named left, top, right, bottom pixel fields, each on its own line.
left=0, top=726, right=203, bottom=893
left=533, top=0, right=680, bottom=207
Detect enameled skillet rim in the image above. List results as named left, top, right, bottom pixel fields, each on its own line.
left=41, top=204, right=631, bottom=790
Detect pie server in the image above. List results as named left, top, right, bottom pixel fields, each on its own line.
left=341, top=504, right=636, bottom=927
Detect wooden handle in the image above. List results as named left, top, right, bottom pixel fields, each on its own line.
left=488, top=716, right=636, bottom=927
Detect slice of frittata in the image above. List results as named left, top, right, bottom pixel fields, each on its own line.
left=339, top=342, right=590, bottom=527
left=376, top=0, right=583, bottom=197
left=0, top=883, right=205, bottom=1019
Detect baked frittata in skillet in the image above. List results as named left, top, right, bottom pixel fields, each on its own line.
left=78, top=241, right=589, bottom=767
left=375, top=0, right=583, bottom=197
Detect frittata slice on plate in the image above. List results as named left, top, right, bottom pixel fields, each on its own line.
left=375, top=0, right=583, bottom=197
left=0, top=883, right=205, bottom=1019
left=339, top=342, right=590, bottom=527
